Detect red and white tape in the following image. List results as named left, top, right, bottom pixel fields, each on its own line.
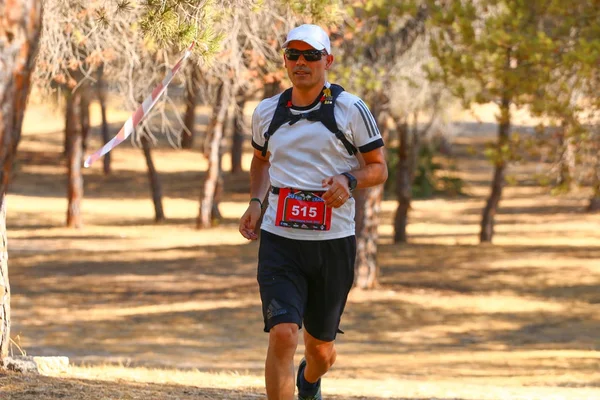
left=84, top=43, right=195, bottom=168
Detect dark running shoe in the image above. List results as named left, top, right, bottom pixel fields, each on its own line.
left=297, top=358, right=322, bottom=400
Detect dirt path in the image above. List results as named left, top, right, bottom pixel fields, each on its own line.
left=3, top=106, right=600, bottom=399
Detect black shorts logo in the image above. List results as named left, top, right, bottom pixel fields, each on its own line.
left=266, top=299, right=288, bottom=320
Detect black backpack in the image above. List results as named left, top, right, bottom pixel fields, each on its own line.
left=261, top=84, right=358, bottom=157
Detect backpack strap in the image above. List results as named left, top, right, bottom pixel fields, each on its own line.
left=261, top=84, right=358, bottom=157
left=262, top=88, right=293, bottom=157
left=319, top=84, right=357, bottom=156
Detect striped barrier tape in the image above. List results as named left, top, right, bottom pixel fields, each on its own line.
left=84, top=42, right=195, bottom=168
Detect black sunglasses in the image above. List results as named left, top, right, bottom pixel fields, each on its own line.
left=284, top=48, right=327, bottom=62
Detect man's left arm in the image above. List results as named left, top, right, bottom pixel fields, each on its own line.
left=322, top=148, right=387, bottom=208
left=348, top=148, right=387, bottom=189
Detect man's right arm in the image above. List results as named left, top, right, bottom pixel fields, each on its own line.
left=239, top=149, right=270, bottom=240
left=249, top=149, right=271, bottom=202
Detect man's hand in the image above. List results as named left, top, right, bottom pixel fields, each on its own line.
left=239, top=202, right=262, bottom=240
left=322, top=174, right=351, bottom=208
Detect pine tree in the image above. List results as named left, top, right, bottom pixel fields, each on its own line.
left=426, top=0, right=571, bottom=242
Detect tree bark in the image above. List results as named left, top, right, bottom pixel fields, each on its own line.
left=394, top=106, right=437, bottom=243
left=197, top=80, right=232, bottom=229
left=141, top=132, right=165, bottom=222
left=0, top=196, right=9, bottom=362
left=181, top=64, right=202, bottom=149
left=587, top=158, right=600, bottom=212
left=96, top=66, right=111, bottom=175
left=588, top=192, right=600, bottom=212
left=354, top=185, right=384, bottom=289
left=230, top=90, right=247, bottom=174
left=409, top=112, right=421, bottom=185
left=65, top=90, right=84, bottom=228
left=556, top=122, right=574, bottom=192
left=394, top=121, right=411, bottom=243
left=354, top=94, right=389, bottom=289
left=0, top=0, right=44, bottom=363
left=80, top=86, right=90, bottom=153
left=480, top=94, right=511, bottom=243
left=263, top=80, right=281, bottom=99
left=212, top=170, right=224, bottom=221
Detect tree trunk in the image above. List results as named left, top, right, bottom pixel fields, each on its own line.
left=556, top=122, right=574, bottom=192
left=0, top=0, right=44, bottom=363
left=0, top=197, right=9, bottom=362
left=354, top=94, right=389, bottom=289
left=197, top=80, right=232, bottom=229
left=480, top=95, right=511, bottom=243
left=588, top=192, right=600, bottom=212
left=96, top=66, right=111, bottom=175
left=354, top=185, right=384, bottom=289
left=394, top=107, right=436, bottom=243
left=409, top=112, right=421, bottom=185
left=66, top=90, right=84, bottom=228
left=80, top=87, right=90, bottom=154
left=181, top=64, right=202, bottom=149
left=394, top=121, right=411, bottom=243
left=212, top=170, right=223, bottom=221
left=230, top=91, right=247, bottom=174
left=587, top=158, right=600, bottom=212
left=141, top=132, right=165, bottom=222
left=263, top=80, right=281, bottom=99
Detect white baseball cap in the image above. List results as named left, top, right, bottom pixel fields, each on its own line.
left=283, top=24, right=331, bottom=54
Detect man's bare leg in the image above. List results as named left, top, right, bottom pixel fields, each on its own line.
left=265, top=323, right=299, bottom=400
left=301, top=330, right=336, bottom=386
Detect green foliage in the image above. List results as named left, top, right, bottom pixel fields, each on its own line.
left=426, top=0, right=600, bottom=198
left=332, top=0, right=424, bottom=98
left=550, top=181, right=572, bottom=196
left=138, top=0, right=343, bottom=57
left=411, top=145, right=442, bottom=198
left=137, top=0, right=223, bottom=55
left=332, top=64, right=385, bottom=94
left=482, top=132, right=525, bottom=165
left=505, top=175, right=518, bottom=187
left=139, top=9, right=182, bottom=45
left=288, top=0, right=344, bottom=24
left=386, top=144, right=465, bottom=199
left=345, top=0, right=419, bottom=46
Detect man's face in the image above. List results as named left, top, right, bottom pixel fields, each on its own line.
left=284, top=40, right=333, bottom=91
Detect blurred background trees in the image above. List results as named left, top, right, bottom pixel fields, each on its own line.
left=426, top=0, right=600, bottom=242
left=333, top=1, right=432, bottom=288
left=1, top=0, right=599, bottom=362
left=0, top=0, right=44, bottom=365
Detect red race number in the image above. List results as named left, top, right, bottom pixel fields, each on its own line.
left=275, top=188, right=332, bottom=231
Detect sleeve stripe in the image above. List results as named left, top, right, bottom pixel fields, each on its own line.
left=354, top=101, right=380, bottom=138
left=353, top=101, right=375, bottom=138
left=251, top=139, right=265, bottom=151
left=359, top=138, right=384, bottom=153
left=358, top=100, right=381, bottom=137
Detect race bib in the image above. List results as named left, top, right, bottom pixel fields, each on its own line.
left=275, top=188, right=332, bottom=231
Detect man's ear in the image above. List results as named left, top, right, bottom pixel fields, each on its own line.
left=325, top=54, right=334, bottom=70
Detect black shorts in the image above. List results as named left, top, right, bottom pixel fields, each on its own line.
left=257, top=230, right=356, bottom=342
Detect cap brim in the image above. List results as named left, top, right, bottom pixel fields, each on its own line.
left=283, top=37, right=327, bottom=52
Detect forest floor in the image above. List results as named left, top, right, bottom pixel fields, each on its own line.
left=1, top=100, right=599, bottom=399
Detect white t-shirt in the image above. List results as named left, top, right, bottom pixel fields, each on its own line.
left=252, top=83, right=384, bottom=240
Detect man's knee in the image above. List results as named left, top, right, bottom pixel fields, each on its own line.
left=269, top=323, right=299, bottom=356
left=305, top=340, right=336, bottom=368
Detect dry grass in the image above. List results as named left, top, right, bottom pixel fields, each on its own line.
left=2, top=102, right=599, bottom=399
